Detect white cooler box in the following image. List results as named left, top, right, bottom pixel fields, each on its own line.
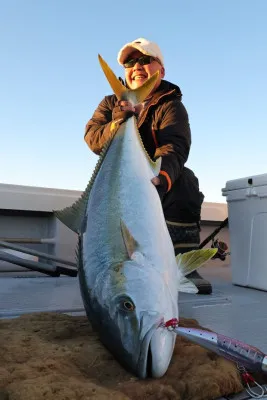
left=222, top=173, right=267, bottom=291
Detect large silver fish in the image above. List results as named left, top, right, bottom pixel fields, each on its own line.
left=55, top=55, right=216, bottom=379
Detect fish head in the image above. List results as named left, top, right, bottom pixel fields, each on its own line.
left=88, top=253, right=178, bottom=379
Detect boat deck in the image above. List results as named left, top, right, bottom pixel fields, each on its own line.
left=1, top=263, right=267, bottom=399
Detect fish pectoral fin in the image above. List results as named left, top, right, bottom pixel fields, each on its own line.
left=179, top=276, right=199, bottom=293
left=176, top=248, right=217, bottom=276
left=120, top=219, right=139, bottom=258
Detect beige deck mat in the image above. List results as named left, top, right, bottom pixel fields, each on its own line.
left=0, top=313, right=266, bottom=400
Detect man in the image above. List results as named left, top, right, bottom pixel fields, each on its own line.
left=84, top=37, right=212, bottom=294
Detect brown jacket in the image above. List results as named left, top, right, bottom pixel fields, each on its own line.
left=84, top=80, right=203, bottom=222
left=85, top=80, right=191, bottom=191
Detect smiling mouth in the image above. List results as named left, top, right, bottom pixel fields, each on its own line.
left=132, top=75, right=147, bottom=81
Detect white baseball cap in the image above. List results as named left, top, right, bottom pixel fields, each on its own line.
left=117, top=37, right=164, bottom=66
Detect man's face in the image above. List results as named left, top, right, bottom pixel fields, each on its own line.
left=124, top=50, right=165, bottom=92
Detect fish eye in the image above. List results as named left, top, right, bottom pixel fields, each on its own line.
left=120, top=299, right=135, bottom=312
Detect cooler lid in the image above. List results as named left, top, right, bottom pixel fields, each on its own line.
left=222, top=173, right=267, bottom=193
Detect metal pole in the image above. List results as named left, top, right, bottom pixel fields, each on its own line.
left=0, top=240, right=77, bottom=268
left=0, top=238, right=56, bottom=244
left=0, top=251, right=59, bottom=276
left=0, top=251, right=77, bottom=277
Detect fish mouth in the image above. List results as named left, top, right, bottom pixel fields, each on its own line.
left=137, top=316, right=176, bottom=379
left=137, top=317, right=163, bottom=379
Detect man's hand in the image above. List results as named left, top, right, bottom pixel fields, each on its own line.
left=119, top=101, right=135, bottom=113
left=151, top=176, right=166, bottom=202
left=151, top=176, right=161, bottom=186
left=112, top=101, right=136, bottom=123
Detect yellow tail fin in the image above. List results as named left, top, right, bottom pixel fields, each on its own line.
left=98, top=54, right=159, bottom=105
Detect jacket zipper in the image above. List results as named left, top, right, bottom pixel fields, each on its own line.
left=137, top=89, right=176, bottom=129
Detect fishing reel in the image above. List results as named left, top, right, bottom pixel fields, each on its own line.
left=211, top=238, right=230, bottom=261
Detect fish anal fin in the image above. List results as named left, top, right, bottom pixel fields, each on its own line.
left=150, top=156, right=161, bottom=176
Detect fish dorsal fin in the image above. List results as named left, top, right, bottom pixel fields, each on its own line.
left=176, top=248, right=218, bottom=276
left=98, top=54, right=159, bottom=105
left=54, top=184, right=90, bottom=234
left=179, top=276, right=198, bottom=294
left=54, top=139, right=113, bottom=233
left=120, top=219, right=139, bottom=258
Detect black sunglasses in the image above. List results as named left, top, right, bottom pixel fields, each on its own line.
left=123, top=55, right=157, bottom=68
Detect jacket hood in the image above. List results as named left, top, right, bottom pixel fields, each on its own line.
left=155, top=80, right=182, bottom=98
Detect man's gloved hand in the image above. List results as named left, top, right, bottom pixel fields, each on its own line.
left=151, top=175, right=168, bottom=202
left=112, top=101, right=136, bottom=123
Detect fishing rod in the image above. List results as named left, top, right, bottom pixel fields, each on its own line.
left=199, top=218, right=230, bottom=261
left=199, top=218, right=229, bottom=249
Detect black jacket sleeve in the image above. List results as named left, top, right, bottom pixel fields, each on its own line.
left=84, top=96, right=116, bottom=155
left=156, top=98, right=191, bottom=192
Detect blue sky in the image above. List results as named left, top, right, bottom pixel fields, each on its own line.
left=1, top=0, right=266, bottom=203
